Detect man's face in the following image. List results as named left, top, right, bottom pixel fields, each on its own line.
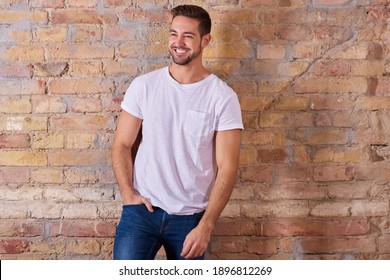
left=168, top=16, right=204, bottom=66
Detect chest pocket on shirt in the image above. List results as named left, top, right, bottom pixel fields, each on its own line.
left=183, top=110, right=214, bottom=164
left=184, top=110, right=208, bottom=137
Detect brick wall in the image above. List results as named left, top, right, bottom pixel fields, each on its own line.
left=0, top=0, right=389, bottom=260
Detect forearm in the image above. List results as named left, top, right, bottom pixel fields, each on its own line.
left=180, top=165, right=238, bottom=258
left=111, top=143, right=136, bottom=203
left=198, top=165, right=238, bottom=231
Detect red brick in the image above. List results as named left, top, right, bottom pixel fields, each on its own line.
left=119, top=8, right=170, bottom=24
left=213, top=219, right=256, bottom=236
left=292, top=129, right=348, bottom=145
left=49, top=79, right=114, bottom=94
left=50, top=10, right=117, bottom=24
left=258, top=182, right=326, bottom=200
left=50, top=220, right=115, bottom=237
left=210, top=236, right=247, bottom=253
left=22, top=79, right=46, bottom=95
left=0, top=10, right=47, bottom=24
left=277, top=24, right=312, bottom=41
left=101, top=96, right=122, bottom=112
left=47, top=45, right=114, bottom=59
left=32, top=96, right=67, bottom=113
left=258, top=148, right=288, bottom=163
left=354, top=163, right=389, bottom=181
left=240, top=96, right=273, bottom=111
left=210, top=9, right=258, bottom=24
left=48, top=150, right=110, bottom=166
left=327, top=182, right=370, bottom=199
left=0, top=26, right=32, bottom=43
left=69, top=61, right=102, bottom=76
left=313, top=147, right=369, bottom=163
left=50, top=114, right=114, bottom=131
left=299, top=237, right=375, bottom=254
left=0, top=239, right=29, bottom=254
left=375, top=77, right=390, bottom=96
left=241, top=131, right=273, bottom=145
left=261, top=219, right=370, bottom=237
left=328, top=44, right=368, bottom=60
left=0, top=0, right=28, bottom=8
left=275, top=96, right=310, bottom=111
left=333, top=111, right=369, bottom=127
left=0, top=97, right=31, bottom=113
left=69, top=97, right=101, bottom=113
left=313, top=165, right=353, bottom=182
left=0, top=151, right=47, bottom=166
left=351, top=200, right=388, bottom=217
left=67, top=0, right=97, bottom=8
left=312, top=60, right=351, bottom=76
left=310, top=201, right=351, bottom=217
left=0, top=63, right=32, bottom=78
left=34, top=26, right=68, bottom=43
left=104, top=26, right=135, bottom=42
left=242, top=24, right=276, bottom=42
left=33, top=62, right=68, bottom=77
left=0, top=167, right=30, bottom=183
left=378, top=234, right=390, bottom=253
left=313, top=26, right=353, bottom=41
left=0, top=220, right=43, bottom=237
left=0, top=133, right=30, bottom=148
left=241, top=112, right=258, bottom=130
left=100, top=169, right=116, bottom=184
left=354, top=128, right=390, bottom=145
left=315, top=112, right=332, bottom=126
left=242, top=0, right=276, bottom=7
left=310, top=95, right=355, bottom=110
left=278, top=61, right=309, bottom=77
left=276, top=166, right=311, bottom=182
left=268, top=112, right=312, bottom=127
left=314, top=0, right=353, bottom=6
left=265, top=9, right=318, bottom=24
left=240, top=166, right=273, bottom=183
left=31, top=0, right=64, bottom=8
left=242, top=201, right=311, bottom=218
left=293, top=77, right=368, bottom=94
left=246, top=238, right=278, bottom=254
left=239, top=148, right=257, bottom=165
left=257, top=44, right=286, bottom=60
left=230, top=183, right=256, bottom=200
left=71, top=25, right=102, bottom=43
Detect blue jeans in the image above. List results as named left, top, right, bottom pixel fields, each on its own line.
left=113, top=204, right=205, bottom=260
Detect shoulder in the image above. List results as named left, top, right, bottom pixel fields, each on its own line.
left=133, top=67, right=167, bottom=84
left=209, top=75, right=237, bottom=98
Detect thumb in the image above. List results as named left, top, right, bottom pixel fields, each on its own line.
left=181, top=236, right=191, bottom=257
left=141, top=197, right=154, bottom=212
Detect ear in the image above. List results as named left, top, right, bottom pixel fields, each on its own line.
left=201, top=34, right=211, bottom=48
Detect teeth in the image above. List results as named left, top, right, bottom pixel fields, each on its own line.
left=175, top=49, right=187, bottom=54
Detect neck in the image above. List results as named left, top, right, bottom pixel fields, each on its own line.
left=168, top=61, right=210, bottom=84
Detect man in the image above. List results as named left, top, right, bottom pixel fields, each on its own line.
left=112, top=4, right=243, bottom=260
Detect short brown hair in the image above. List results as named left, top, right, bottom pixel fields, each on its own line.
left=171, top=5, right=211, bottom=37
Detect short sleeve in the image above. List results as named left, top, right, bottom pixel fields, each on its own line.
left=215, top=90, right=244, bottom=131
left=121, top=78, right=143, bottom=119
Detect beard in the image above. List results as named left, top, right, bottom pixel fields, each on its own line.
left=169, top=44, right=202, bottom=66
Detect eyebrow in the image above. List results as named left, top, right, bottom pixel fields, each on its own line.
left=169, top=29, right=196, bottom=36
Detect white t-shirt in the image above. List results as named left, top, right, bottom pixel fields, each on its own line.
left=121, top=67, right=243, bottom=215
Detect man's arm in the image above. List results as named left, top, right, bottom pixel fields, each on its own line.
left=111, top=110, right=153, bottom=212
left=181, top=129, right=241, bottom=258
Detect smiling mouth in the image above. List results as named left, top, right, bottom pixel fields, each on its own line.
left=173, top=48, right=189, bottom=55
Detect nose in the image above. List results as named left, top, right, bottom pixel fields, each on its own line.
left=174, top=35, right=186, bottom=46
